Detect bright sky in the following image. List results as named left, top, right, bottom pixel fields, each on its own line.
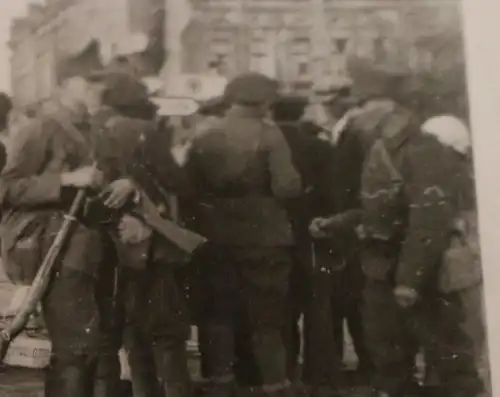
left=0, top=0, right=43, bottom=94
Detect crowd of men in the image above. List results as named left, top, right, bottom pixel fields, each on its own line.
left=0, top=61, right=485, bottom=397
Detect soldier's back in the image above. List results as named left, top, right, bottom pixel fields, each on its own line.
left=187, top=109, right=299, bottom=246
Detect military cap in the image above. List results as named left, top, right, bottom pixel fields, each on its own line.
left=84, top=70, right=150, bottom=108
left=224, top=72, right=279, bottom=106
left=311, top=76, right=354, bottom=104
left=271, top=95, right=308, bottom=123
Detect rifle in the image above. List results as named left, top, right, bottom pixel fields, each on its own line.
left=131, top=189, right=207, bottom=254
left=0, top=189, right=87, bottom=363
left=127, top=160, right=207, bottom=254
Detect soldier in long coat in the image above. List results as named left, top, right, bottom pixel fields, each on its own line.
left=183, top=73, right=301, bottom=397
left=0, top=74, right=107, bottom=397
left=311, top=104, right=483, bottom=397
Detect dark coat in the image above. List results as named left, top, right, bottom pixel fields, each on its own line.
left=0, top=107, right=102, bottom=283
left=360, top=112, right=471, bottom=291
left=184, top=106, right=301, bottom=246
left=89, top=108, right=189, bottom=266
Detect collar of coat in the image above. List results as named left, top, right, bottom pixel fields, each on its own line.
left=378, top=107, right=414, bottom=151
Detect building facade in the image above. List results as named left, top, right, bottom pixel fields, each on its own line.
left=10, top=0, right=464, bottom=106
left=165, top=0, right=463, bottom=94
left=9, top=0, right=163, bottom=107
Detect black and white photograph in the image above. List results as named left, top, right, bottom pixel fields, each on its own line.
left=0, top=0, right=493, bottom=396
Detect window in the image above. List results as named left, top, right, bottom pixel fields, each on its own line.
left=332, top=37, right=348, bottom=54
left=298, top=62, right=308, bottom=75
left=292, top=36, right=311, bottom=55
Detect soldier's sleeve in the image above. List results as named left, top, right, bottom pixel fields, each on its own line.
left=264, top=123, right=302, bottom=199
left=395, top=139, right=453, bottom=291
left=0, top=119, right=62, bottom=206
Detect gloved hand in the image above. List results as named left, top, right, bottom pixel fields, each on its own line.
left=118, top=215, right=152, bottom=244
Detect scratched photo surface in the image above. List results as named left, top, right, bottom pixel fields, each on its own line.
left=0, top=1, right=489, bottom=397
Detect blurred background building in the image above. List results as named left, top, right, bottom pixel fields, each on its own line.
left=9, top=0, right=463, bottom=106
left=9, top=0, right=163, bottom=107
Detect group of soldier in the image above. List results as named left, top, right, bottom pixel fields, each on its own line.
left=0, top=58, right=485, bottom=397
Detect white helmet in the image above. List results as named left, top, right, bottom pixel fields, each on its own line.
left=421, top=115, right=471, bottom=154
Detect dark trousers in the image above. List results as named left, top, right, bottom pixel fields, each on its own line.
left=283, top=251, right=309, bottom=382
left=330, top=262, right=371, bottom=370
left=96, top=263, right=191, bottom=397
left=302, top=267, right=342, bottom=393
left=42, top=267, right=101, bottom=397
left=363, top=279, right=483, bottom=397
left=197, top=313, right=263, bottom=387
left=196, top=245, right=292, bottom=387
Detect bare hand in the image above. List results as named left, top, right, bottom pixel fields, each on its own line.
left=394, top=285, right=419, bottom=308
left=118, top=215, right=152, bottom=244
left=61, top=166, right=104, bottom=188
left=100, top=179, right=136, bottom=209
left=309, top=217, right=331, bottom=238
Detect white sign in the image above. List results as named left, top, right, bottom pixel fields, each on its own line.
left=167, top=74, right=228, bottom=101
left=151, top=97, right=200, bottom=116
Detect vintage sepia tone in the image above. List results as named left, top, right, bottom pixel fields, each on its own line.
left=0, top=0, right=489, bottom=397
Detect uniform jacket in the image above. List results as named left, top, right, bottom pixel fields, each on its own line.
left=360, top=111, right=472, bottom=292
left=0, top=106, right=103, bottom=283
left=89, top=108, right=189, bottom=267
left=184, top=106, right=302, bottom=246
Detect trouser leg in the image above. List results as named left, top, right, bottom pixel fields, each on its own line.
left=284, top=254, right=307, bottom=382
left=330, top=289, right=345, bottom=365
left=241, top=248, right=292, bottom=392
left=42, top=268, right=101, bottom=397
left=234, top=321, right=262, bottom=387
left=339, top=259, right=371, bottom=371
left=198, top=247, right=239, bottom=389
left=123, top=326, right=162, bottom=397
left=303, top=268, right=341, bottom=395
left=93, top=261, right=125, bottom=397
left=124, top=265, right=192, bottom=397
left=362, top=279, right=418, bottom=396
left=421, top=290, right=483, bottom=397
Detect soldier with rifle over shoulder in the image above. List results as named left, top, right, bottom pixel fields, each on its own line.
left=0, top=68, right=107, bottom=396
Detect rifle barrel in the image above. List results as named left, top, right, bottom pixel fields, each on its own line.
left=0, top=189, right=86, bottom=363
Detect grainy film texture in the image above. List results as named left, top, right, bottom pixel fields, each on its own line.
left=0, top=1, right=487, bottom=397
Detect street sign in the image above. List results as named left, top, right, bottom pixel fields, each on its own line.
left=150, top=97, right=200, bottom=116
